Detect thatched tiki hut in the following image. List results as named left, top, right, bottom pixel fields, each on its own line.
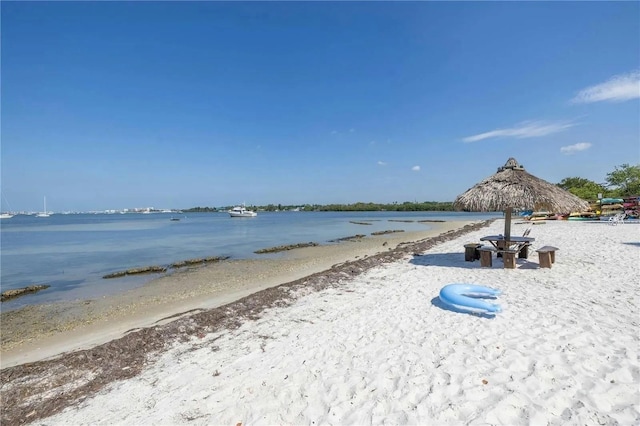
left=453, top=158, right=589, bottom=241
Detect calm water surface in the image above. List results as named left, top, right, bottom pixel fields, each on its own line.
left=1, top=211, right=500, bottom=310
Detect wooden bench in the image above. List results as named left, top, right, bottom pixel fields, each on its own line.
left=502, top=249, right=518, bottom=269
left=478, top=246, right=496, bottom=267
left=518, top=243, right=530, bottom=259
left=495, top=240, right=530, bottom=259
left=536, top=246, right=559, bottom=268
left=464, top=243, right=482, bottom=262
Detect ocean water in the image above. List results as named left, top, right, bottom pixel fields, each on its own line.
left=0, top=211, right=500, bottom=310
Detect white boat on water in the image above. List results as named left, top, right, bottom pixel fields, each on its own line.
left=1, top=194, right=14, bottom=218
left=228, top=205, right=257, bottom=218
left=36, top=197, right=50, bottom=217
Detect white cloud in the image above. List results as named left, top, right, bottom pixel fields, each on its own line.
left=462, top=120, right=575, bottom=143
left=571, top=70, right=640, bottom=103
left=377, top=161, right=387, bottom=166
left=411, top=166, right=420, bottom=171
left=560, top=142, right=592, bottom=155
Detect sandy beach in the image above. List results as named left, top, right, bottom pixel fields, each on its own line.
left=1, top=219, right=638, bottom=425
left=1, top=220, right=474, bottom=367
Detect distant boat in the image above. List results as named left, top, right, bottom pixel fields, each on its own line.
left=1, top=193, right=14, bottom=218
left=35, top=197, right=50, bottom=218
left=229, top=205, right=257, bottom=218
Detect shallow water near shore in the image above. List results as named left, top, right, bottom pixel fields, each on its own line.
left=1, top=211, right=500, bottom=309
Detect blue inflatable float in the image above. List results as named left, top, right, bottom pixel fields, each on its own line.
left=439, top=284, right=502, bottom=314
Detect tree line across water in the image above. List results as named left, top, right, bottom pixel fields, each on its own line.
left=184, top=201, right=455, bottom=213
left=184, top=163, right=640, bottom=213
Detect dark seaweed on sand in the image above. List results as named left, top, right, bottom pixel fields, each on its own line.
left=0, top=219, right=496, bottom=426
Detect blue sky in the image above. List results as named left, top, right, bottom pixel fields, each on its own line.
left=2, top=2, right=639, bottom=212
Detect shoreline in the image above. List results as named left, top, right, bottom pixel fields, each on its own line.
left=2, top=219, right=637, bottom=425
left=0, top=220, right=493, bottom=425
left=0, top=220, right=479, bottom=368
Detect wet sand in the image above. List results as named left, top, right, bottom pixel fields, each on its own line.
left=1, top=220, right=475, bottom=368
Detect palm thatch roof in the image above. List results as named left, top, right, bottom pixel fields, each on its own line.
left=454, top=158, right=589, bottom=213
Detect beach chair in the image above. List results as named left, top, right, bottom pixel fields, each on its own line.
left=509, top=227, right=533, bottom=259
left=609, top=213, right=625, bottom=226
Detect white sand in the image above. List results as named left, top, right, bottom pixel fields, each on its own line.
left=37, top=220, right=640, bottom=425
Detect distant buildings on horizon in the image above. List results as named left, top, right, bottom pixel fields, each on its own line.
left=2, top=207, right=184, bottom=215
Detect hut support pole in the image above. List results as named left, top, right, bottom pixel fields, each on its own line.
left=505, top=207, right=512, bottom=241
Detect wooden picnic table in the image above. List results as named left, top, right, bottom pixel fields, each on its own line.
left=480, top=235, right=535, bottom=259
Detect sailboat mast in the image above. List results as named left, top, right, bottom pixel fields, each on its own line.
left=36, top=196, right=50, bottom=217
